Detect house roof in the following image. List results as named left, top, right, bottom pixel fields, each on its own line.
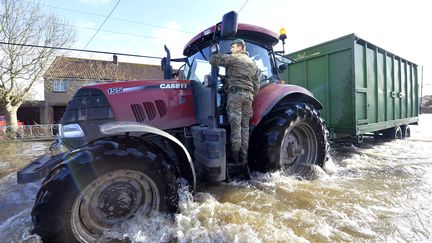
left=44, top=56, right=164, bottom=81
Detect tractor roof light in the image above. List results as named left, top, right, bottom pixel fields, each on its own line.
left=278, top=27, right=287, bottom=54
left=279, top=28, right=287, bottom=41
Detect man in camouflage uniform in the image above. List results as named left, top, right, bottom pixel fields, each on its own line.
left=209, top=39, right=260, bottom=164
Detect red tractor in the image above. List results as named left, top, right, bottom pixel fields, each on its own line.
left=18, top=12, right=328, bottom=242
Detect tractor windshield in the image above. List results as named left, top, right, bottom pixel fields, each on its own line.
left=185, top=41, right=273, bottom=83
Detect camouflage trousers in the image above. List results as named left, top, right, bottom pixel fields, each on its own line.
left=227, top=90, right=254, bottom=164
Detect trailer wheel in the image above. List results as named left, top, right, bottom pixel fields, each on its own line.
left=249, top=103, right=328, bottom=176
left=383, top=126, right=403, bottom=139
left=31, top=138, right=178, bottom=242
left=401, top=125, right=411, bottom=138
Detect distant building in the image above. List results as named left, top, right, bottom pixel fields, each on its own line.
left=41, top=56, right=166, bottom=124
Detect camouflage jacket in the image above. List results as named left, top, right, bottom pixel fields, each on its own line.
left=209, top=51, right=260, bottom=97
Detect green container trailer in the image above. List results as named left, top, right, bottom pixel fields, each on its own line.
left=283, top=33, right=419, bottom=140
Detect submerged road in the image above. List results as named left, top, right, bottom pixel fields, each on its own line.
left=0, top=115, right=431, bottom=242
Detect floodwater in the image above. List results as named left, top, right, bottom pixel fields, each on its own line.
left=1, top=115, right=432, bottom=242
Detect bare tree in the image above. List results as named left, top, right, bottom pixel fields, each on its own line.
left=0, top=0, right=76, bottom=127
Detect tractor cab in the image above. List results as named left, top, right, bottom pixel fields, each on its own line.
left=162, top=13, right=284, bottom=129
left=183, top=36, right=280, bottom=129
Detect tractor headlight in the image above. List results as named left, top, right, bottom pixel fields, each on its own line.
left=61, top=124, right=84, bottom=138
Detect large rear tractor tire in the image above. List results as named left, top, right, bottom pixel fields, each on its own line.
left=31, top=137, right=178, bottom=242
left=249, top=103, right=328, bottom=176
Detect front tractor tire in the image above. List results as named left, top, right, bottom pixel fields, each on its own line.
left=31, top=138, right=178, bottom=242
left=250, top=103, right=328, bottom=176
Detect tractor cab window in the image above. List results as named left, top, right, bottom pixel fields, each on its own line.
left=185, top=41, right=273, bottom=83
left=185, top=46, right=212, bottom=82
left=245, top=43, right=272, bottom=80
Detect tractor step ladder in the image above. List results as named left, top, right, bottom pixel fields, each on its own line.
left=226, top=162, right=251, bottom=181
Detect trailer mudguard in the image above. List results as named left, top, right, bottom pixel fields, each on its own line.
left=251, top=83, right=323, bottom=126
left=99, top=121, right=196, bottom=191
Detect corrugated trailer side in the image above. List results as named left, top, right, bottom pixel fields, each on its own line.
left=282, top=34, right=419, bottom=139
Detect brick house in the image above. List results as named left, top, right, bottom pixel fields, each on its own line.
left=42, top=56, right=166, bottom=124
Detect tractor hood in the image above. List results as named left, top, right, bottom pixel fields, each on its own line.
left=60, top=80, right=197, bottom=149
left=83, top=80, right=197, bottom=129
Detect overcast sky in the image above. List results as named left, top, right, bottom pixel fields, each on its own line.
left=34, top=0, right=431, bottom=95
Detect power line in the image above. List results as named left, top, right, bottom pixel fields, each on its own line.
left=109, top=17, right=194, bottom=34
left=70, top=24, right=158, bottom=40
left=23, top=0, right=195, bottom=34
left=0, top=13, right=170, bottom=41
left=0, top=41, right=162, bottom=60
left=238, top=0, right=250, bottom=13
left=83, top=0, right=122, bottom=49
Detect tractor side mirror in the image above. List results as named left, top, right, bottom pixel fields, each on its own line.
left=278, top=64, right=288, bottom=73
left=220, top=11, right=238, bottom=38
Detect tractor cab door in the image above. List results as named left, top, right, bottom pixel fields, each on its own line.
left=185, top=47, right=228, bottom=128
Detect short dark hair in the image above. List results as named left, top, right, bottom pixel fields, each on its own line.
left=231, top=39, right=245, bottom=47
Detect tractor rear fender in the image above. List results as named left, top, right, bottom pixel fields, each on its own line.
left=99, top=121, right=196, bottom=191
left=251, top=83, right=323, bottom=126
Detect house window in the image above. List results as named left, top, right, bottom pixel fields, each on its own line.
left=53, top=80, right=67, bottom=92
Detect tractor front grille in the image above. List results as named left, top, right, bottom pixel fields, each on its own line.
left=131, top=100, right=167, bottom=122
left=131, top=104, right=145, bottom=122
left=155, top=100, right=167, bottom=117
